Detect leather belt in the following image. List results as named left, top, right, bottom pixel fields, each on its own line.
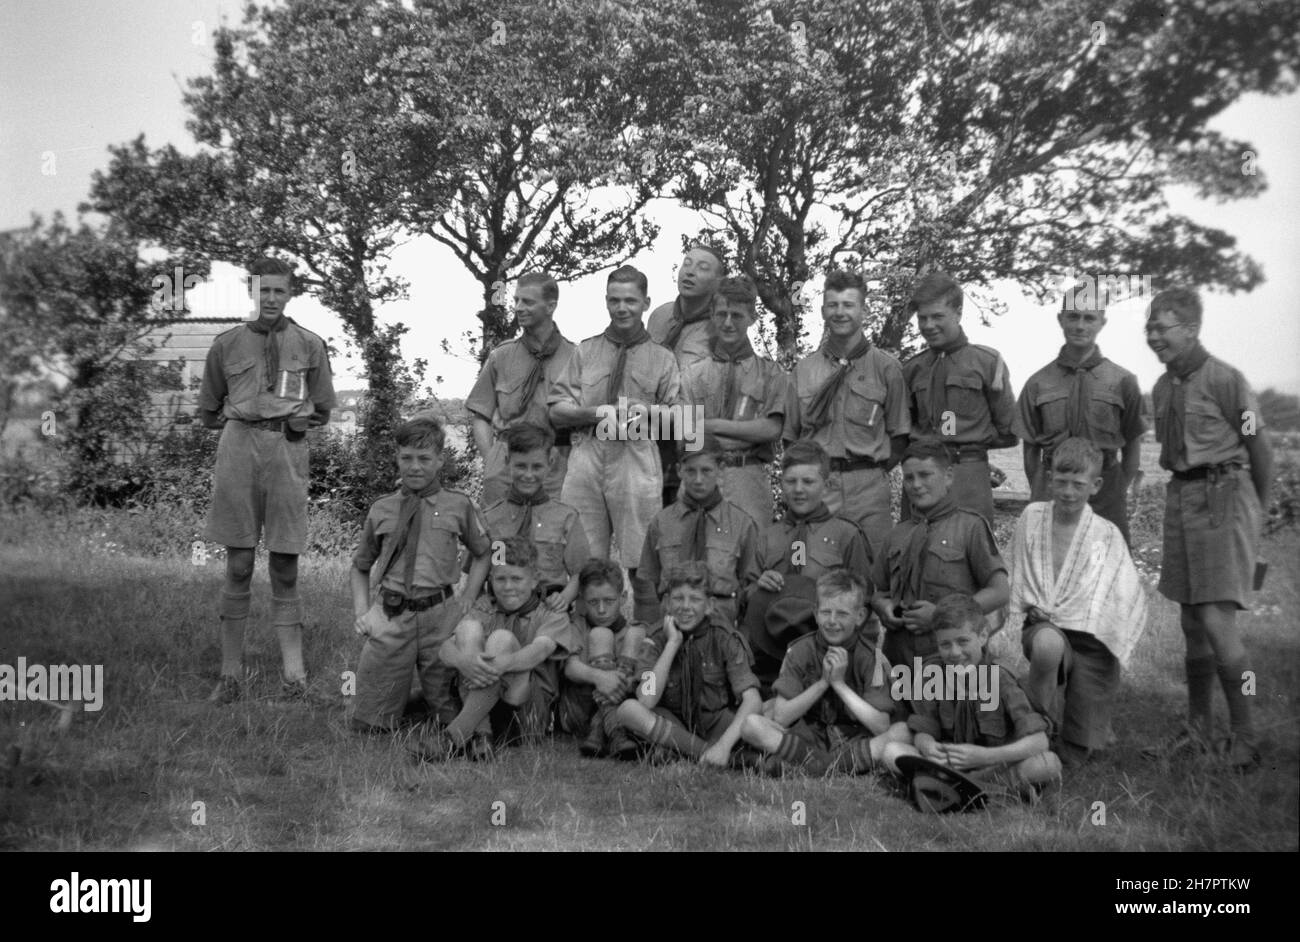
left=381, top=585, right=453, bottom=617
left=1172, top=463, right=1242, bottom=482
left=829, top=456, right=884, bottom=473
left=717, top=451, right=766, bottom=468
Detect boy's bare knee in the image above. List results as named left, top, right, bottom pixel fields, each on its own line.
left=484, top=629, right=519, bottom=656
left=226, top=549, right=255, bottom=585
left=1030, top=627, right=1066, bottom=665
left=740, top=713, right=768, bottom=743
left=454, top=617, right=486, bottom=648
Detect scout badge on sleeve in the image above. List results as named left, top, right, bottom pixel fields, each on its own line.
left=895, top=754, right=988, bottom=814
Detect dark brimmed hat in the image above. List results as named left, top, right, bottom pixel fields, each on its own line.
left=743, top=573, right=819, bottom=661
left=895, top=755, right=988, bottom=814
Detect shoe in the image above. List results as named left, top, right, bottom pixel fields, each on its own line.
left=468, top=732, right=496, bottom=763
left=1224, top=735, right=1262, bottom=772
left=579, top=721, right=608, bottom=758
left=207, top=675, right=242, bottom=705
left=1140, top=727, right=1211, bottom=761
left=280, top=677, right=309, bottom=701
left=607, top=727, right=639, bottom=761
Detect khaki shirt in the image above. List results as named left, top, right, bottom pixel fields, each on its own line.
left=1014, top=349, right=1146, bottom=452
left=466, top=333, right=576, bottom=434
left=869, top=506, right=1006, bottom=607
left=638, top=499, right=760, bottom=601
left=648, top=298, right=714, bottom=368
left=785, top=343, right=911, bottom=460
left=1152, top=354, right=1260, bottom=472
left=680, top=351, right=788, bottom=461
left=755, top=513, right=873, bottom=582
left=547, top=333, right=682, bottom=416
left=642, top=618, right=759, bottom=729
left=902, top=338, right=1016, bottom=447
left=352, top=488, right=491, bottom=594
left=469, top=595, right=582, bottom=661
left=481, top=497, right=589, bottom=589
left=773, top=632, right=900, bottom=727
left=199, top=319, right=336, bottom=422
left=908, top=660, right=1046, bottom=747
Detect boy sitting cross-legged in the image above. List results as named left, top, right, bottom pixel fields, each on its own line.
left=616, top=562, right=763, bottom=767
left=422, top=536, right=583, bottom=761
left=882, top=594, right=1061, bottom=800
left=558, top=559, right=650, bottom=759
left=740, top=570, right=911, bottom=776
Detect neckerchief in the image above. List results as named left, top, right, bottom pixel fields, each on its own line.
left=500, top=589, right=544, bottom=642
left=602, top=323, right=651, bottom=404
left=382, top=480, right=441, bottom=594
left=1054, top=345, right=1104, bottom=436
left=247, top=315, right=290, bottom=393
left=927, top=331, right=970, bottom=433
left=506, top=486, right=549, bottom=536
left=804, top=334, right=871, bottom=435
left=949, top=654, right=991, bottom=744
left=662, top=295, right=713, bottom=351
left=781, top=502, right=833, bottom=574
left=1160, top=343, right=1211, bottom=469
left=509, top=327, right=565, bottom=424
left=902, top=496, right=958, bottom=604
left=681, top=487, right=723, bottom=562
left=678, top=620, right=712, bottom=731
left=709, top=336, right=755, bottom=419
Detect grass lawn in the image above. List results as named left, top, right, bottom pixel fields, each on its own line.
left=1, top=498, right=1297, bottom=852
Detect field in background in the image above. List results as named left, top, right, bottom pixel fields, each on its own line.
left=1, top=491, right=1296, bottom=851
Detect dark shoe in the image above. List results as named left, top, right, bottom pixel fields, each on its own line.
left=579, top=721, right=608, bottom=758
left=280, top=677, right=309, bottom=701
left=207, top=675, right=242, bottom=705
left=468, top=732, right=496, bottom=763
left=1141, top=727, right=1211, bottom=761
left=608, top=727, right=639, bottom=761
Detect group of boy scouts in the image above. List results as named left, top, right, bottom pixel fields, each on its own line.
left=196, top=248, right=1273, bottom=811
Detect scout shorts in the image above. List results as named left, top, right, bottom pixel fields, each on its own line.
left=204, top=420, right=309, bottom=554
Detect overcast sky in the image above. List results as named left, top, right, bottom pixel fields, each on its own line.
left=4, top=0, right=1298, bottom=398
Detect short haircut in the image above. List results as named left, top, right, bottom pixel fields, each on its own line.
left=686, top=242, right=727, bottom=273
left=1148, top=287, right=1202, bottom=330
left=503, top=422, right=554, bottom=455
left=1060, top=278, right=1108, bottom=314
left=607, top=265, right=649, bottom=297
left=578, top=558, right=625, bottom=595
left=493, top=535, right=537, bottom=570
left=932, top=593, right=986, bottom=635
left=823, top=269, right=867, bottom=300
left=781, top=440, right=831, bottom=478
left=908, top=271, right=963, bottom=314
left=395, top=415, right=445, bottom=452
left=817, top=569, right=868, bottom=607
left=1051, top=436, right=1103, bottom=477
left=716, top=274, right=757, bottom=307
left=247, top=256, right=295, bottom=291
left=665, top=561, right=712, bottom=595
left=516, top=271, right=559, bottom=304
left=902, top=439, right=952, bottom=469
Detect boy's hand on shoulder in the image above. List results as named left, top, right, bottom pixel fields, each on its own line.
left=755, top=570, right=785, bottom=592
left=902, top=600, right=935, bottom=633
left=940, top=743, right=988, bottom=771
left=543, top=589, right=573, bottom=612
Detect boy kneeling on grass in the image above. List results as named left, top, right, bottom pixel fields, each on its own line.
left=420, top=536, right=582, bottom=761
left=882, top=594, right=1061, bottom=801
left=558, top=559, right=649, bottom=759
left=740, top=570, right=911, bottom=775
left=616, top=562, right=762, bottom=767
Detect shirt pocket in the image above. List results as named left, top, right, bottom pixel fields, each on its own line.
left=705, top=527, right=741, bottom=595
left=923, top=540, right=971, bottom=596
left=944, top=372, right=985, bottom=428
left=807, top=531, right=845, bottom=572
left=422, top=512, right=464, bottom=580
left=531, top=516, right=569, bottom=582
left=1087, top=388, right=1124, bottom=440
left=579, top=364, right=612, bottom=408
left=225, top=356, right=261, bottom=405
left=1032, top=387, right=1070, bottom=437
left=495, top=369, right=532, bottom=424
left=1185, top=399, right=1229, bottom=457
left=975, top=707, right=1008, bottom=745
left=276, top=350, right=310, bottom=402
left=845, top=373, right=887, bottom=434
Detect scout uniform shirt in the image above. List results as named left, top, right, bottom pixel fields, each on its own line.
left=638, top=495, right=761, bottom=608
left=466, top=330, right=576, bottom=443
left=1015, top=346, right=1145, bottom=460
left=648, top=295, right=715, bottom=369
left=680, top=341, right=788, bottom=460
left=468, top=592, right=582, bottom=666
left=1152, top=347, right=1259, bottom=473
left=199, top=317, right=336, bottom=423
left=480, top=494, right=590, bottom=592
left=773, top=631, right=899, bottom=731
left=353, top=486, right=492, bottom=597
left=785, top=341, right=911, bottom=461
left=754, top=505, right=873, bottom=581
left=902, top=332, right=1015, bottom=449
left=907, top=657, right=1047, bottom=747
left=642, top=616, right=759, bottom=734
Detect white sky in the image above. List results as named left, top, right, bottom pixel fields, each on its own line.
left=3, top=0, right=1298, bottom=398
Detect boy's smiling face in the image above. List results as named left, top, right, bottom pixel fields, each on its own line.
left=781, top=463, right=828, bottom=516
left=936, top=620, right=984, bottom=667
left=902, top=456, right=952, bottom=511
left=816, top=589, right=864, bottom=647
left=491, top=563, right=539, bottom=613
left=666, top=584, right=712, bottom=633
left=1049, top=466, right=1102, bottom=515
left=508, top=446, right=551, bottom=498
left=397, top=444, right=443, bottom=491
left=581, top=581, right=622, bottom=628
left=680, top=453, right=720, bottom=502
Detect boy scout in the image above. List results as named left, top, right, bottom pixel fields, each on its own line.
left=350, top=416, right=492, bottom=732
left=426, top=537, right=583, bottom=760
left=745, top=441, right=874, bottom=685
left=785, top=270, right=911, bottom=550
left=1015, top=281, right=1146, bottom=543
left=559, top=560, right=648, bottom=759
left=869, top=441, right=1009, bottom=670
left=741, top=571, right=909, bottom=775
left=637, top=437, right=761, bottom=624
left=615, top=563, right=762, bottom=766
left=467, top=272, right=575, bottom=506
left=883, top=594, right=1061, bottom=798
left=199, top=257, right=336, bottom=703
left=902, top=272, right=1017, bottom=523
left=1143, top=288, right=1271, bottom=770
left=679, top=274, right=787, bottom=525
left=548, top=265, right=682, bottom=579
left=478, top=423, right=589, bottom=612
left=649, top=243, right=726, bottom=507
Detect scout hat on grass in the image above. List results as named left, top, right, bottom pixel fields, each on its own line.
left=743, top=573, right=819, bottom=662
left=894, top=755, right=988, bottom=814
